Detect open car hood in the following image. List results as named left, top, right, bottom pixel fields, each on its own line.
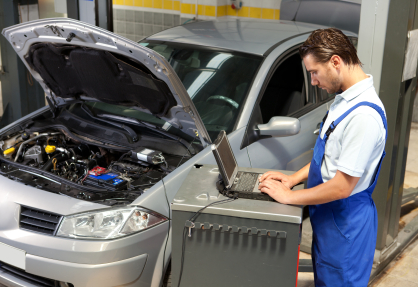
left=2, top=18, right=211, bottom=146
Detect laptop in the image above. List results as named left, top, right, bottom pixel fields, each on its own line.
left=211, top=130, right=274, bottom=201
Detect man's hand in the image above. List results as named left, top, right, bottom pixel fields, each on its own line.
left=258, top=179, right=292, bottom=204
left=259, top=171, right=295, bottom=189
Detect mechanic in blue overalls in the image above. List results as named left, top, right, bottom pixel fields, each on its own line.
left=259, top=28, right=387, bottom=287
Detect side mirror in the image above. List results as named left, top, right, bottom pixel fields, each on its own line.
left=257, top=117, right=301, bottom=137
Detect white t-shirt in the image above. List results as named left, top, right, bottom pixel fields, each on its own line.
left=320, top=75, right=386, bottom=196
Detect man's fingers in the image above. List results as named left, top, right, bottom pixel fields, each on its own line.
left=259, top=179, right=275, bottom=190
left=261, top=173, right=279, bottom=182
left=260, top=171, right=273, bottom=182
left=260, top=181, right=277, bottom=195
left=260, top=186, right=271, bottom=195
left=258, top=181, right=268, bottom=190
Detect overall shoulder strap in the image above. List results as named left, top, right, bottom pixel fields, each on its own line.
left=324, top=101, right=388, bottom=141
left=322, top=111, right=329, bottom=123
left=319, top=111, right=329, bottom=132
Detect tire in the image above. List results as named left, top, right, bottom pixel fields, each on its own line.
left=162, top=263, right=172, bottom=287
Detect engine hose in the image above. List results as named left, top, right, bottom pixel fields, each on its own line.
left=42, top=153, right=69, bottom=171
left=14, top=132, right=61, bottom=162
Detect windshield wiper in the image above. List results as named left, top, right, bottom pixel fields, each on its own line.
left=96, top=113, right=197, bottom=155
left=81, top=104, right=138, bottom=142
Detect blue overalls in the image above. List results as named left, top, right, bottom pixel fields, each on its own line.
left=307, top=102, right=387, bottom=287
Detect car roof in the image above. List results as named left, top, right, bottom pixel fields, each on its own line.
left=146, top=19, right=357, bottom=56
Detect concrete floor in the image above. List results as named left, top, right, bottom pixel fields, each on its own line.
left=370, top=237, right=418, bottom=287
left=297, top=252, right=315, bottom=287
left=405, top=123, right=418, bottom=189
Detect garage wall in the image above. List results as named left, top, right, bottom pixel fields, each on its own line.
left=112, top=0, right=282, bottom=41
left=216, top=0, right=281, bottom=19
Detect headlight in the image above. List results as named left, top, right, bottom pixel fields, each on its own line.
left=56, top=207, right=167, bottom=239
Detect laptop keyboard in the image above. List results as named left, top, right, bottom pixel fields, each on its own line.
left=234, top=173, right=259, bottom=192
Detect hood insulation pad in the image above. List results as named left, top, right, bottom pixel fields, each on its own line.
left=25, top=43, right=177, bottom=116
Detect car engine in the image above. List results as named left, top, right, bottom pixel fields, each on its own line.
left=0, top=130, right=184, bottom=206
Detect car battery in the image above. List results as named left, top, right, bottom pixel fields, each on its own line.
left=84, top=172, right=127, bottom=191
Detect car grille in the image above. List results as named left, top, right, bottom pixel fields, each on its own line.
left=0, top=262, right=57, bottom=287
left=19, top=206, right=62, bottom=235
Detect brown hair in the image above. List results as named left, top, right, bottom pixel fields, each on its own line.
left=299, top=28, right=362, bottom=66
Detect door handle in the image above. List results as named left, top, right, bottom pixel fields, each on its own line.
left=314, top=122, right=322, bottom=135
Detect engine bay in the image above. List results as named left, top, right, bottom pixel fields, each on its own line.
left=0, top=130, right=188, bottom=206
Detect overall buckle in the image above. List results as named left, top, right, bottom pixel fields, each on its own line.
left=325, top=121, right=336, bottom=137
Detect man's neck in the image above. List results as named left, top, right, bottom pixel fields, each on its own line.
left=340, top=65, right=368, bottom=92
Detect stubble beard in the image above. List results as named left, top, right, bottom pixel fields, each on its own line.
left=325, top=68, right=342, bottom=94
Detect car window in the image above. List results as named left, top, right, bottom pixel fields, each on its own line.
left=259, top=53, right=315, bottom=123
left=140, top=41, right=263, bottom=141
left=350, top=37, right=358, bottom=49
left=303, top=62, right=317, bottom=103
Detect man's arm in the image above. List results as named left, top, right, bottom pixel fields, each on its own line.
left=259, top=169, right=360, bottom=205
left=289, top=162, right=310, bottom=185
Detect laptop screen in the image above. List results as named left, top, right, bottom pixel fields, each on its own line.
left=212, top=131, right=237, bottom=187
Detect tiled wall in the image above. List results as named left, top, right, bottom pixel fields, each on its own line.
left=113, top=0, right=283, bottom=41
left=216, top=0, right=281, bottom=19
left=113, top=9, right=181, bottom=41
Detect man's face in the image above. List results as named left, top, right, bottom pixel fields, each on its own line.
left=303, top=54, right=341, bottom=94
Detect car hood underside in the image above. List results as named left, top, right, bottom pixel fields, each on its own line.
left=26, top=43, right=177, bottom=116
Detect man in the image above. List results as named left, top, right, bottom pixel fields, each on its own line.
left=259, top=28, right=387, bottom=286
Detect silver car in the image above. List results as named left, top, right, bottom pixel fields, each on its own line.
left=280, top=0, right=361, bottom=33
left=0, top=18, right=356, bottom=287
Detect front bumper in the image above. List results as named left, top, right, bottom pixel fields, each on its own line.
left=0, top=177, right=170, bottom=287
left=0, top=220, right=168, bottom=287
left=0, top=253, right=147, bottom=287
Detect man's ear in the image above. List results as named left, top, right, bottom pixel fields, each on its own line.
left=330, top=55, right=342, bottom=69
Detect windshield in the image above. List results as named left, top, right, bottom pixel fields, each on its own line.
left=140, top=41, right=262, bottom=140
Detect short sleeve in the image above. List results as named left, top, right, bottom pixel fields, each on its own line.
left=337, top=113, right=382, bottom=177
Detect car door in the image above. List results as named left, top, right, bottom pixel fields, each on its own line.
left=245, top=48, right=332, bottom=171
